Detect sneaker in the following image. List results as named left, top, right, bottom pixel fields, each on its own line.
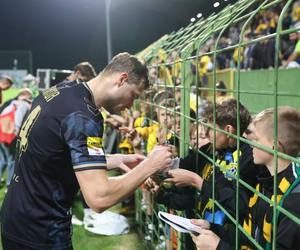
left=83, top=210, right=129, bottom=235
left=83, top=209, right=128, bottom=225
left=71, top=215, right=83, bottom=226
left=95, top=210, right=128, bottom=223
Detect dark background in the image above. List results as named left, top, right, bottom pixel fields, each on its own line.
left=0, top=0, right=236, bottom=73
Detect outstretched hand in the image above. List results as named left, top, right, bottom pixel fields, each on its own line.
left=164, top=169, right=203, bottom=189
left=118, top=127, right=137, bottom=140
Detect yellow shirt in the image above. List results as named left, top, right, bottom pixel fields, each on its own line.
left=233, top=47, right=244, bottom=64
left=118, top=138, right=133, bottom=154
left=146, top=125, right=172, bottom=154
left=198, top=56, right=211, bottom=76
left=144, top=124, right=159, bottom=153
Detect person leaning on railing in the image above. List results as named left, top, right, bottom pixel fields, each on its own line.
left=192, top=106, right=300, bottom=250
left=146, top=99, right=262, bottom=249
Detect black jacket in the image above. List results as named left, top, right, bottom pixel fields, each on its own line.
left=199, top=141, right=261, bottom=247
left=240, top=163, right=300, bottom=249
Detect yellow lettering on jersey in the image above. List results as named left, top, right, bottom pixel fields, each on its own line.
left=18, top=105, right=42, bottom=158
left=13, top=174, right=19, bottom=183
left=43, top=86, right=60, bottom=102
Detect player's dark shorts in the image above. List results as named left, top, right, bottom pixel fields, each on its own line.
left=1, top=232, right=73, bottom=250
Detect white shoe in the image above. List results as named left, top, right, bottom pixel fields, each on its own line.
left=93, top=210, right=128, bottom=223
left=71, top=215, right=83, bottom=226
left=83, top=210, right=129, bottom=235
left=83, top=209, right=128, bottom=225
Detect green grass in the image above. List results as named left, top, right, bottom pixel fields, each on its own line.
left=72, top=197, right=146, bottom=250
left=72, top=223, right=144, bottom=250
left=0, top=175, right=147, bottom=250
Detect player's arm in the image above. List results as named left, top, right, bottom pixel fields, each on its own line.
left=75, top=145, right=172, bottom=212
left=62, top=113, right=171, bottom=212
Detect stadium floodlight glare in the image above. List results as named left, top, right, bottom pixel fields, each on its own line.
left=213, top=2, right=220, bottom=7
left=190, top=17, right=196, bottom=22
left=197, top=13, right=202, bottom=18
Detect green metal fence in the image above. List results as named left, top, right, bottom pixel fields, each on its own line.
left=135, top=0, right=300, bottom=249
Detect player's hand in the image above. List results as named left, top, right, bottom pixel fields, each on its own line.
left=120, top=154, right=146, bottom=172
left=191, top=229, right=220, bottom=250
left=107, top=154, right=145, bottom=172
left=147, top=145, right=172, bottom=173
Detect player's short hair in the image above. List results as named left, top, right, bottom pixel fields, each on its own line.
left=103, top=52, right=149, bottom=89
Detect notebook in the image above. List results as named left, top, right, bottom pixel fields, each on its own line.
left=158, top=211, right=201, bottom=236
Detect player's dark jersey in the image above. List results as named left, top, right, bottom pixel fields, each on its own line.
left=56, top=78, right=81, bottom=89
left=0, top=82, right=107, bottom=249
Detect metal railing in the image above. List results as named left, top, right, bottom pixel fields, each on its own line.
left=136, top=0, right=300, bottom=249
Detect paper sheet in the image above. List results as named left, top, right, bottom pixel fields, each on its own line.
left=158, top=211, right=201, bottom=235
